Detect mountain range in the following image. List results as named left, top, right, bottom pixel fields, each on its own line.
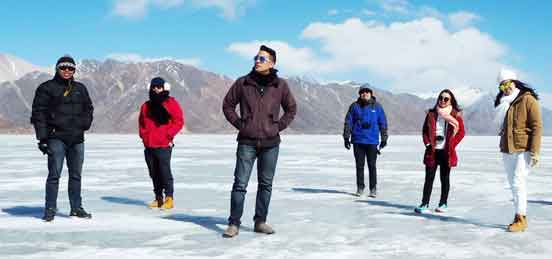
left=1, top=54, right=551, bottom=136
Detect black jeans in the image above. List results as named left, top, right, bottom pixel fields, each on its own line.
left=45, top=139, right=84, bottom=210
left=229, top=144, right=279, bottom=226
left=421, top=149, right=451, bottom=206
left=353, top=144, right=378, bottom=191
left=144, top=147, right=174, bottom=198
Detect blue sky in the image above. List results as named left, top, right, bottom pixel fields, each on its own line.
left=1, top=0, right=551, bottom=94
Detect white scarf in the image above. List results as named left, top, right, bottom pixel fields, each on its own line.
left=494, top=87, right=520, bottom=134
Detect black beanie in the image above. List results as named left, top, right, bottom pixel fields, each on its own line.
left=56, top=55, right=76, bottom=69
left=260, top=45, right=276, bottom=64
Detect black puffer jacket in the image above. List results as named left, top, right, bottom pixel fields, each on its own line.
left=30, top=74, right=94, bottom=145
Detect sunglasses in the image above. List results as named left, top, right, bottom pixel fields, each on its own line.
left=438, top=96, right=450, bottom=102
left=499, top=80, right=513, bottom=92
left=253, top=55, right=272, bottom=64
left=58, top=66, right=75, bottom=72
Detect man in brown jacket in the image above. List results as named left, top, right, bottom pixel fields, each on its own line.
left=494, top=68, right=542, bottom=232
left=222, top=45, right=297, bottom=238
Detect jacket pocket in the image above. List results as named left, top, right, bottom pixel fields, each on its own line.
left=513, top=128, right=529, bottom=148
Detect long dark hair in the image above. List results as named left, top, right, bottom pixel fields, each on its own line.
left=494, top=80, right=539, bottom=107
left=430, top=89, right=461, bottom=112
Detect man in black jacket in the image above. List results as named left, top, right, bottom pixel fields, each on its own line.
left=30, top=55, right=94, bottom=222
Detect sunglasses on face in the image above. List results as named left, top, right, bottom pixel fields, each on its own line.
left=253, top=55, right=272, bottom=64
left=499, top=80, right=513, bottom=92
left=438, top=96, right=450, bottom=102
left=58, top=66, right=75, bottom=72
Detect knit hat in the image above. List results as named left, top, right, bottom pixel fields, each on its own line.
left=260, top=45, right=276, bottom=64
left=497, top=68, right=517, bottom=84
left=150, top=77, right=170, bottom=91
left=56, top=55, right=76, bottom=69
left=358, top=83, right=373, bottom=95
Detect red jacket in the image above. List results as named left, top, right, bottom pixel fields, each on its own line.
left=139, top=97, right=185, bottom=148
left=422, top=110, right=465, bottom=167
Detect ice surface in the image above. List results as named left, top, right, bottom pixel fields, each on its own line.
left=1, top=134, right=551, bottom=259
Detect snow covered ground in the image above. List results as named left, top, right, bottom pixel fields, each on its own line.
left=1, top=134, right=551, bottom=259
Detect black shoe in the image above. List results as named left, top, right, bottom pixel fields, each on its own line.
left=42, top=207, right=56, bottom=222
left=70, top=207, right=92, bottom=219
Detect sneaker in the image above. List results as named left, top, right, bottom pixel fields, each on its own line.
left=70, top=207, right=92, bottom=219
left=254, top=221, right=275, bottom=235
left=222, top=224, right=239, bottom=238
left=42, top=207, right=56, bottom=222
left=414, top=204, right=429, bottom=214
left=508, top=214, right=528, bottom=232
left=353, top=189, right=364, bottom=197
left=161, top=196, right=174, bottom=210
left=148, top=196, right=163, bottom=208
left=435, top=204, right=448, bottom=213
left=368, top=188, right=377, bottom=198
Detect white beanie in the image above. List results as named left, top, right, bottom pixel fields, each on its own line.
left=497, top=68, right=517, bottom=84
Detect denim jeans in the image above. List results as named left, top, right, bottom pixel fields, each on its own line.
left=228, top=144, right=279, bottom=226
left=144, top=147, right=174, bottom=197
left=45, top=139, right=85, bottom=210
left=353, top=144, right=378, bottom=191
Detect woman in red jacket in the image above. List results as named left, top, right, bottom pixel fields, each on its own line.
left=139, top=77, right=184, bottom=209
left=415, top=89, right=465, bottom=213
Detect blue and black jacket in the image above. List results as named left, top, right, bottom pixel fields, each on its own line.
left=343, top=97, right=388, bottom=145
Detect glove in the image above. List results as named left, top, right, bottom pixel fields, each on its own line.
left=344, top=139, right=351, bottom=150
left=379, top=140, right=387, bottom=149
left=425, top=144, right=432, bottom=151
left=38, top=140, right=52, bottom=155
left=233, top=119, right=242, bottom=130
left=530, top=154, right=539, bottom=168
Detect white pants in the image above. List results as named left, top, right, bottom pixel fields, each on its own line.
left=502, top=152, right=531, bottom=215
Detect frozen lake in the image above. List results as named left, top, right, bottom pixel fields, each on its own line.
left=1, top=134, right=551, bottom=259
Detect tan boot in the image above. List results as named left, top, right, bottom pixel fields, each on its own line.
left=254, top=221, right=275, bottom=234
left=161, top=196, right=174, bottom=209
left=222, top=224, right=239, bottom=238
left=148, top=196, right=163, bottom=208
left=507, top=214, right=528, bottom=232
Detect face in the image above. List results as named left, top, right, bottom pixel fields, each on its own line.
left=499, top=80, right=516, bottom=96
left=438, top=92, right=451, bottom=108
left=57, top=66, right=75, bottom=80
left=152, top=85, right=164, bottom=94
left=359, top=91, right=372, bottom=100
left=254, top=50, right=274, bottom=74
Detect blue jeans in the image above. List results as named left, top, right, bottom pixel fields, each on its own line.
left=144, top=147, right=174, bottom=197
left=45, top=139, right=85, bottom=210
left=229, top=144, right=279, bottom=226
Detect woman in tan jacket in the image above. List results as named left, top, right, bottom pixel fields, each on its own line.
left=494, top=68, right=542, bottom=232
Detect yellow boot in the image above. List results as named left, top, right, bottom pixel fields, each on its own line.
left=507, top=214, right=528, bottom=232
left=148, top=196, right=163, bottom=208
left=161, top=196, right=174, bottom=209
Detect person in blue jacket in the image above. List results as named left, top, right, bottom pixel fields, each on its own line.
left=343, top=84, right=388, bottom=197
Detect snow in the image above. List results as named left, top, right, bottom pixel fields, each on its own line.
left=1, top=134, right=551, bottom=258
left=0, top=54, right=45, bottom=83
left=414, top=87, right=488, bottom=108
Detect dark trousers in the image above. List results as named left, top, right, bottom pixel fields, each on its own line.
left=421, top=149, right=451, bottom=206
left=144, top=147, right=174, bottom=198
left=353, top=144, right=378, bottom=191
left=229, top=144, right=279, bottom=226
left=45, top=139, right=84, bottom=210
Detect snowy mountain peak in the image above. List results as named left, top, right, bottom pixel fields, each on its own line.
left=0, top=53, right=45, bottom=83
left=414, top=87, right=489, bottom=108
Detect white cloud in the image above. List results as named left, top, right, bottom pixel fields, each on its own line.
left=228, top=17, right=509, bottom=93
left=362, top=9, right=377, bottom=16
left=449, top=11, right=481, bottom=30
left=328, top=9, right=339, bottom=16
left=379, top=0, right=411, bottom=15
left=106, top=53, right=201, bottom=67
left=112, top=0, right=254, bottom=19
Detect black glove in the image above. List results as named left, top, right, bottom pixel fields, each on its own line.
left=233, top=119, right=242, bottom=130
left=38, top=140, right=52, bottom=155
left=379, top=140, right=387, bottom=149
left=425, top=144, right=432, bottom=151
left=344, top=139, right=351, bottom=150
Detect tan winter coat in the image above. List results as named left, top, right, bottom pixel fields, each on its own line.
left=499, top=91, right=542, bottom=155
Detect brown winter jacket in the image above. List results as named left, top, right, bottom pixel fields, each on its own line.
left=499, top=91, right=542, bottom=155
left=222, top=72, right=297, bottom=147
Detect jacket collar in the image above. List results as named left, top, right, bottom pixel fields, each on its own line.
left=244, top=69, right=280, bottom=88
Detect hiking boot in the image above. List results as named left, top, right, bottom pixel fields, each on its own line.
left=254, top=221, right=275, bottom=235
left=70, top=207, right=92, bottom=219
left=508, top=214, right=528, bottom=232
left=222, top=224, right=239, bottom=238
left=435, top=204, right=448, bottom=213
left=42, top=207, right=56, bottom=222
left=368, top=188, right=377, bottom=198
left=161, top=196, right=174, bottom=209
left=414, top=204, right=429, bottom=214
left=353, top=189, right=364, bottom=197
left=148, top=196, right=163, bottom=208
